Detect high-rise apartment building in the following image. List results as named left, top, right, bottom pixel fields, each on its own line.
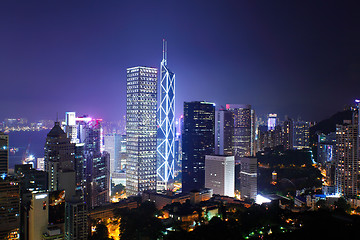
left=126, top=66, right=158, bottom=196
left=157, top=39, right=176, bottom=191
left=0, top=176, right=20, bottom=239
left=293, top=121, right=310, bottom=149
left=335, top=107, right=359, bottom=198
left=44, top=122, right=76, bottom=200
left=104, top=133, right=118, bottom=175
left=205, top=155, right=235, bottom=197
left=267, top=113, right=277, bottom=131
left=226, top=104, right=255, bottom=159
left=239, top=157, right=258, bottom=200
left=0, top=132, right=9, bottom=176
left=283, top=118, right=294, bottom=150
left=63, top=113, right=110, bottom=207
left=215, top=110, right=234, bottom=156
left=65, top=199, right=88, bottom=240
left=28, top=192, right=49, bottom=240
left=182, top=101, right=215, bottom=193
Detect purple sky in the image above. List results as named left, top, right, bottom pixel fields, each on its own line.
left=1, top=1, right=359, bottom=122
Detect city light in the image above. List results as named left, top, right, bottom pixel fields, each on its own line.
left=255, top=195, right=271, bottom=205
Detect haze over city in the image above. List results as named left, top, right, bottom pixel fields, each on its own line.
left=1, top=1, right=359, bottom=122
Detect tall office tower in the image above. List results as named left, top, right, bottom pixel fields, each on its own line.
left=63, top=114, right=110, bottom=207
left=239, top=157, right=258, bottom=200
left=118, top=134, right=127, bottom=170
left=74, top=143, right=85, bottom=190
left=259, top=125, right=283, bottom=150
left=65, top=199, right=88, bottom=240
left=0, top=176, right=20, bottom=239
left=90, top=152, right=110, bottom=207
left=14, top=164, right=47, bottom=240
left=215, top=110, right=234, bottom=156
left=335, top=107, right=359, bottom=198
left=317, top=132, right=336, bottom=166
left=28, top=192, right=49, bottom=240
left=283, top=117, right=294, bottom=150
left=226, top=104, right=255, bottom=159
left=126, top=66, right=158, bottom=196
left=104, top=133, right=124, bottom=173
left=174, top=115, right=184, bottom=177
left=157, top=39, right=176, bottom=191
left=0, top=132, right=9, bottom=175
left=293, top=121, right=310, bottom=149
left=267, top=113, right=277, bottom=131
left=44, top=122, right=76, bottom=200
left=65, top=112, right=78, bottom=143
left=104, top=133, right=116, bottom=175
left=205, top=155, right=235, bottom=197
left=182, top=101, right=215, bottom=193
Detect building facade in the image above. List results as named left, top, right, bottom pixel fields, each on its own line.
left=335, top=107, right=359, bottom=198
left=157, top=40, right=176, bottom=191
left=126, top=66, right=158, bottom=196
left=182, top=101, right=215, bottom=193
left=205, top=155, right=235, bottom=197
left=293, top=121, right=310, bottom=149
left=215, top=110, right=234, bottom=156
left=239, top=157, right=257, bottom=200
left=226, top=104, right=255, bottom=159
left=0, top=132, right=9, bottom=176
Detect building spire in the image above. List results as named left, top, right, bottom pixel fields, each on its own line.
left=162, top=39, right=167, bottom=66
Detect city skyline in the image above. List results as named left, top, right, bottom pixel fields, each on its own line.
left=1, top=1, right=359, bottom=123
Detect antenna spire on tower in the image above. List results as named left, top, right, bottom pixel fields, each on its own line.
left=162, top=38, right=167, bottom=65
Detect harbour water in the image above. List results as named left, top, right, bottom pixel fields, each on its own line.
left=7, top=130, right=48, bottom=170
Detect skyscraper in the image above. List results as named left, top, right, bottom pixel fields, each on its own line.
left=0, top=132, right=9, bottom=176
left=267, top=113, right=277, bottom=131
left=293, top=121, right=310, bottom=149
left=63, top=113, right=110, bottom=207
left=44, top=122, right=76, bottom=200
left=126, top=66, right=158, bottom=196
left=239, top=157, right=258, bottom=200
left=157, top=39, right=176, bottom=191
left=335, top=106, right=359, bottom=197
left=65, top=199, right=88, bottom=240
left=182, top=101, right=215, bottom=193
left=226, top=104, right=255, bottom=159
left=283, top=117, right=294, bottom=150
left=215, top=109, right=234, bottom=156
left=205, top=155, right=235, bottom=197
left=0, top=176, right=20, bottom=239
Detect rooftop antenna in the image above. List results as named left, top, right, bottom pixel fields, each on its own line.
left=162, top=38, right=167, bottom=66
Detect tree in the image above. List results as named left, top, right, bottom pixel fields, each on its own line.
left=115, top=201, right=165, bottom=240
left=90, top=223, right=112, bottom=240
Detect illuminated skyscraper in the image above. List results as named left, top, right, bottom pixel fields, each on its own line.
left=0, top=176, right=20, bottom=239
left=283, top=117, right=294, bottom=150
left=293, top=121, right=310, bottom=149
left=240, top=157, right=258, bottom=200
left=0, top=132, right=8, bottom=176
left=126, top=66, right=158, bottom=196
left=215, top=109, right=234, bottom=156
left=63, top=113, right=110, bottom=207
left=44, top=122, right=76, bottom=200
left=157, top=39, right=176, bottom=191
left=267, top=113, right=277, bottom=131
left=226, top=104, right=256, bottom=159
left=205, top=155, right=235, bottom=197
left=335, top=104, right=359, bottom=197
left=182, top=101, right=215, bottom=193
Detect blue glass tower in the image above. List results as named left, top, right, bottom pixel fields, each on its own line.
left=157, top=39, right=175, bottom=190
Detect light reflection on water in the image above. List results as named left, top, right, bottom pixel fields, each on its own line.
left=7, top=130, right=48, bottom=169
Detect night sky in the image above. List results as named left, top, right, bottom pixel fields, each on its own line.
left=1, top=1, right=359, bottom=122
